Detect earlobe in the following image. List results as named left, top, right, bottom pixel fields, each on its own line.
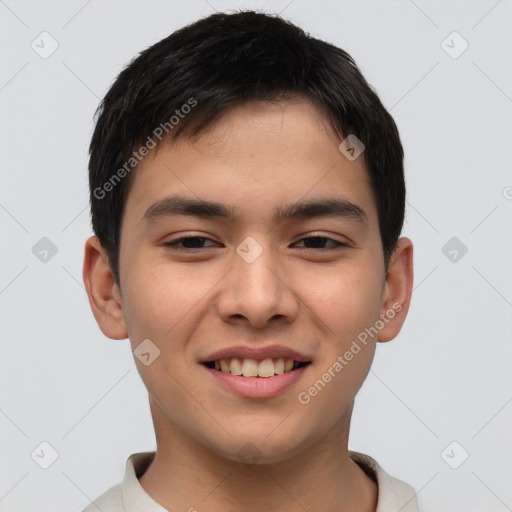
left=377, top=237, right=414, bottom=343
left=82, top=235, right=128, bottom=340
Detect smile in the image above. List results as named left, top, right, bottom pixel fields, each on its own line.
left=202, top=359, right=312, bottom=399
left=203, top=357, right=311, bottom=378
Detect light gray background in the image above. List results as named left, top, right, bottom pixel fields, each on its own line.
left=1, top=0, right=511, bottom=511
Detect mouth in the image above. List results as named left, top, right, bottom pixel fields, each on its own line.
left=202, top=357, right=312, bottom=378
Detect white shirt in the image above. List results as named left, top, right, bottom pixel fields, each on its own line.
left=83, top=451, right=418, bottom=512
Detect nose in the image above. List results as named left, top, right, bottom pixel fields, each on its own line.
left=215, top=241, right=300, bottom=329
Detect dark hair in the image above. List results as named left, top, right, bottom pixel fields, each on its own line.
left=88, top=10, right=405, bottom=287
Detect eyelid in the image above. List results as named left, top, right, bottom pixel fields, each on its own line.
left=163, top=232, right=350, bottom=251
left=295, top=231, right=349, bottom=244
left=163, top=233, right=219, bottom=248
left=292, top=236, right=349, bottom=250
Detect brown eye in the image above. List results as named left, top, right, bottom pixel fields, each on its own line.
left=293, top=236, right=348, bottom=250
left=164, top=236, right=218, bottom=251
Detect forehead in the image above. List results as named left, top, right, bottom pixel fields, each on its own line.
left=122, top=98, right=378, bottom=230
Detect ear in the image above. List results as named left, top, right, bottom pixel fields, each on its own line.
left=377, top=237, right=414, bottom=343
left=83, top=235, right=128, bottom=340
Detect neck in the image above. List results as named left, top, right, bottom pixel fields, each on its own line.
left=138, top=399, right=378, bottom=512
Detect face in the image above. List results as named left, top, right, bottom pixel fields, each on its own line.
left=85, top=97, right=413, bottom=464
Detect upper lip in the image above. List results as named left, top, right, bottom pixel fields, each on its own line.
left=200, top=344, right=312, bottom=363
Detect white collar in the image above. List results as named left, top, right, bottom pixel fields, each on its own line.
left=115, top=450, right=418, bottom=512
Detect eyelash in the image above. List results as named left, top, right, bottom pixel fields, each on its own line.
left=163, top=235, right=349, bottom=252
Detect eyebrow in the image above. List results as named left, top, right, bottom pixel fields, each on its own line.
left=141, top=194, right=369, bottom=228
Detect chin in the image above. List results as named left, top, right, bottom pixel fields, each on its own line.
left=210, top=430, right=312, bottom=466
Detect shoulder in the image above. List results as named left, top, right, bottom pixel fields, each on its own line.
left=82, top=482, right=123, bottom=512
left=350, top=451, right=419, bottom=512
left=81, top=452, right=162, bottom=512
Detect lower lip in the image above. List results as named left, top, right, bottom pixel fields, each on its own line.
left=202, top=364, right=310, bottom=399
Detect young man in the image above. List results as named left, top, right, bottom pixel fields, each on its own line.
left=83, top=10, right=416, bottom=512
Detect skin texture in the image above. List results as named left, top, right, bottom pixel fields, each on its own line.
left=83, top=97, right=413, bottom=512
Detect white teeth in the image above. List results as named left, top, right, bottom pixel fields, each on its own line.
left=242, top=358, right=258, bottom=377
left=230, top=357, right=243, bottom=375
left=214, top=357, right=302, bottom=377
left=258, top=358, right=275, bottom=378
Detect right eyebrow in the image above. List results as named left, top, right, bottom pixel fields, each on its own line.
left=141, top=195, right=237, bottom=223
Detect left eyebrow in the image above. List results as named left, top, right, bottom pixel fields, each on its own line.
left=140, top=194, right=369, bottom=228
left=274, top=197, right=369, bottom=228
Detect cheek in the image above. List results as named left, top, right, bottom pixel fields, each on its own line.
left=301, top=265, right=383, bottom=347
left=122, top=259, right=206, bottom=342
left=295, top=274, right=381, bottom=421
left=121, top=263, right=207, bottom=417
